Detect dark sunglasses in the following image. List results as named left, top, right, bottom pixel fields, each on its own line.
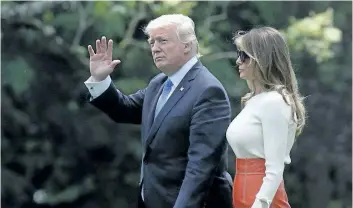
left=236, top=30, right=247, bottom=36
left=237, top=50, right=250, bottom=62
left=234, top=30, right=249, bottom=62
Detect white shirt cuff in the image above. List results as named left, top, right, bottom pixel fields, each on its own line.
left=251, top=197, right=271, bottom=208
left=84, top=76, right=112, bottom=99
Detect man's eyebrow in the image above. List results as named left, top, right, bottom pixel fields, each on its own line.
left=148, top=36, right=168, bottom=43
left=152, top=36, right=167, bottom=40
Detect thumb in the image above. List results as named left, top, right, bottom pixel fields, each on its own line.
left=110, top=60, right=121, bottom=69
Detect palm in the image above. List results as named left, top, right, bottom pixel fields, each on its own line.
left=90, top=53, right=112, bottom=76
left=87, top=36, right=120, bottom=81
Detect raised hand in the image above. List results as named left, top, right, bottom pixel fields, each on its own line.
left=87, top=36, right=121, bottom=82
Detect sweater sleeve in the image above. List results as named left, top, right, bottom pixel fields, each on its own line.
left=252, top=93, right=292, bottom=208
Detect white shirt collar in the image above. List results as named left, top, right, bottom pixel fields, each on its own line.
left=168, top=56, right=198, bottom=87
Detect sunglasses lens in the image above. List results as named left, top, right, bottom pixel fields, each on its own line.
left=239, top=52, right=245, bottom=62
left=237, top=50, right=248, bottom=62
left=237, top=30, right=247, bottom=36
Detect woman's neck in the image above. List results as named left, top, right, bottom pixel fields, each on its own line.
left=247, top=80, right=264, bottom=95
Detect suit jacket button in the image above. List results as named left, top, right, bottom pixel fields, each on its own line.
left=143, top=160, right=148, bottom=165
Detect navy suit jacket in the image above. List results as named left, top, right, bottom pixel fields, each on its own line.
left=89, top=61, right=233, bottom=208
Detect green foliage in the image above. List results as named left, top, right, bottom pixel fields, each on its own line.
left=51, top=13, right=80, bottom=32
left=202, top=58, right=247, bottom=98
left=42, top=10, right=55, bottom=23
left=255, top=2, right=284, bottom=24
left=148, top=1, right=197, bottom=16
left=2, top=56, right=34, bottom=94
left=94, top=2, right=126, bottom=38
left=1, top=1, right=351, bottom=208
left=94, top=1, right=114, bottom=18
left=284, top=8, right=342, bottom=63
left=280, top=7, right=349, bottom=93
left=119, top=47, right=154, bottom=78
left=114, top=78, right=148, bottom=95
left=33, top=177, right=95, bottom=205
left=328, top=200, right=343, bottom=208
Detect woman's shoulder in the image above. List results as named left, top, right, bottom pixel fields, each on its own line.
left=252, top=91, right=292, bottom=120
left=258, top=91, right=289, bottom=107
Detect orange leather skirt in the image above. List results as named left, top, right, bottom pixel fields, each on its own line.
left=233, top=158, right=291, bottom=208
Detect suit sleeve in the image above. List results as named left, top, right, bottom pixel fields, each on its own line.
left=173, top=85, right=231, bottom=208
left=86, top=76, right=146, bottom=124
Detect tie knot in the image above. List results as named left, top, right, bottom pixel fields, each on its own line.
left=164, top=79, right=173, bottom=90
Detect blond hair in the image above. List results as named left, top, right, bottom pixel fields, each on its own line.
left=143, top=14, right=199, bottom=55
left=233, top=27, right=306, bottom=136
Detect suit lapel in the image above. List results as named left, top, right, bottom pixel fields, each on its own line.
left=144, top=62, right=201, bottom=150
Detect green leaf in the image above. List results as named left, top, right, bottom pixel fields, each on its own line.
left=125, top=1, right=136, bottom=9
left=283, top=8, right=342, bottom=63
left=327, top=200, right=342, bottom=208
left=95, top=11, right=126, bottom=38
left=42, top=10, right=55, bottom=24
left=124, top=172, right=140, bottom=187
left=254, top=1, right=283, bottom=24
left=120, top=47, right=154, bottom=77
left=2, top=57, right=34, bottom=94
left=94, top=1, right=113, bottom=18
left=51, top=13, right=79, bottom=31
left=202, top=59, right=247, bottom=98
left=151, top=1, right=197, bottom=16
left=111, top=4, right=128, bottom=15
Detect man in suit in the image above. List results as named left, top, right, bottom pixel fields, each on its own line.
left=84, top=14, right=232, bottom=208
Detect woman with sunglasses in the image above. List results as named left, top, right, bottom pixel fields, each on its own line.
left=226, top=27, right=306, bottom=208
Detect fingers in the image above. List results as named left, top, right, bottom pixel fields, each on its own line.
left=91, top=36, right=110, bottom=56
left=96, top=40, right=101, bottom=53
left=101, top=36, right=107, bottom=53
left=109, top=60, right=121, bottom=69
left=107, top=39, right=113, bottom=58
left=88, top=45, right=95, bottom=57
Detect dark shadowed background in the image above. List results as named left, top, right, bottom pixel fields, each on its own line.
left=1, top=1, right=352, bottom=208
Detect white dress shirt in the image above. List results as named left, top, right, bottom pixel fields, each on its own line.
left=226, top=91, right=297, bottom=208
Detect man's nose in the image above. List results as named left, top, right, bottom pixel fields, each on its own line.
left=151, top=43, right=161, bottom=53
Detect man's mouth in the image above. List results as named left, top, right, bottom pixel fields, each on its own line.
left=155, top=57, right=164, bottom=61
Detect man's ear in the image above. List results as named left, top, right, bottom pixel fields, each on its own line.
left=184, top=42, right=191, bottom=54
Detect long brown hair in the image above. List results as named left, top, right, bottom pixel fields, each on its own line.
left=233, top=27, right=306, bottom=136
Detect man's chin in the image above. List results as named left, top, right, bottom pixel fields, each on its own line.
left=154, top=63, right=176, bottom=75
left=155, top=62, right=167, bottom=71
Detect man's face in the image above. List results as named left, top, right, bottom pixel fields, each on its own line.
left=148, top=25, right=186, bottom=75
